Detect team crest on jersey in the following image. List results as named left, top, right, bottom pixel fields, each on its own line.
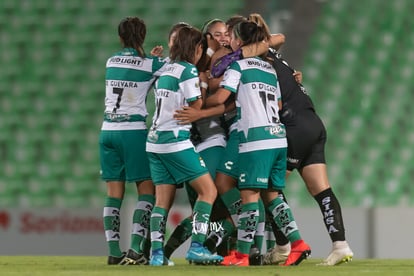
left=148, top=129, right=159, bottom=143
left=190, top=68, right=198, bottom=76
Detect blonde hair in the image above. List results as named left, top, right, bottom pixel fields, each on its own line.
left=248, top=13, right=271, bottom=40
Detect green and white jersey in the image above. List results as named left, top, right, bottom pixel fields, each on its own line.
left=220, top=57, right=287, bottom=153
left=146, top=61, right=201, bottom=153
left=102, top=48, right=167, bottom=131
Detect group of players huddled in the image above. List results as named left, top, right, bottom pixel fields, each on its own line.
left=100, top=13, right=353, bottom=267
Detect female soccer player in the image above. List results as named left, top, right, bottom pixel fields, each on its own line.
left=205, top=20, right=311, bottom=266
left=100, top=17, right=168, bottom=265
left=174, top=16, right=288, bottom=264
left=247, top=13, right=354, bottom=266
left=146, top=25, right=223, bottom=266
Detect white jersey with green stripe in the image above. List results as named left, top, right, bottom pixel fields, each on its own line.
left=102, top=48, right=167, bottom=131
left=220, top=56, right=287, bottom=153
left=146, top=61, right=202, bottom=153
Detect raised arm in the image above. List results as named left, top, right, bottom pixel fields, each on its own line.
left=269, top=33, right=285, bottom=50
left=241, top=40, right=269, bottom=58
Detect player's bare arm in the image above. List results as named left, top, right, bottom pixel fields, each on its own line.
left=269, top=33, right=285, bottom=50
left=174, top=104, right=225, bottom=124
left=205, top=87, right=231, bottom=108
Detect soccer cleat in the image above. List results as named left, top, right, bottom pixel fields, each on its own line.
left=281, top=240, right=311, bottom=266
left=119, top=249, right=149, bottom=265
left=263, top=243, right=291, bottom=265
left=186, top=242, right=224, bottom=265
left=149, top=249, right=175, bottom=266
left=248, top=245, right=263, bottom=266
left=318, top=241, right=353, bottom=266
left=107, top=252, right=126, bottom=265
left=222, top=251, right=249, bottom=266
left=220, top=250, right=237, bottom=266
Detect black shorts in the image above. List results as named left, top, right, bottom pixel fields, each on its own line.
left=284, top=109, right=327, bottom=171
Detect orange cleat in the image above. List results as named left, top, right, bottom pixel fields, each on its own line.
left=281, top=240, right=311, bottom=266
left=222, top=251, right=249, bottom=266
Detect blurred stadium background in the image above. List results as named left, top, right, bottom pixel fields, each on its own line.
left=1, top=0, right=413, bottom=208
left=0, top=0, right=413, bottom=258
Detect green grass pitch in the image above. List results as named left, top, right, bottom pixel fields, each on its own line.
left=0, top=257, right=413, bottom=276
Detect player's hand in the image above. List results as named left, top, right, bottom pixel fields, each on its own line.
left=150, top=45, right=164, bottom=57
left=205, top=33, right=220, bottom=52
left=174, top=106, right=203, bottom=124
left=293, top=70, right=303, bottom=84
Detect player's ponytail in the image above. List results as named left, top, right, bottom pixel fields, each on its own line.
left=118, top=17, right=146, bottom=57
left=233, top=21, right=266, bottom=47
left=248, top=13, right=271, bottom=40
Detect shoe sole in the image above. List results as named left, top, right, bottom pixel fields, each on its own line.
left=283, top=250, right=311, bottom=266
left=187, top=256, right=223, bottom=265
left=119, top=257, right=138, bottom=265
left=119, top=252, right=148, bottom=265
left=149, top=255, right=173, bottom=266
left=336, top=255, right=353, bottom=265
left=107, top=254, right=126, bottom=265
left=149, top=260, right=172, bottom=266
left=149, top=262, right=164, bottom=266
left=188, top=259, right=223, bottom=265
left=186, top=252, right=223, bottom=265
left=220, top=260, right=248, bottom=266
left=317, top=254, right=353, bottom=266
left=227, top=263, right=248, bottom=266
left=263, top=253, right=289, bottom=265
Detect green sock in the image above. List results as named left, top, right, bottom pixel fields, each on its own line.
left=164, top=217, right=193, bottom=258
left=253, top=199, right=265, bottom=253
left=130, top=194, right=154, bottom=253
left=150, top=206, right=168, bottom=252
left=191, top=200, right=212, bottom=244
left=220, top=187, right=242, bottom=225
left=265, top=220, right=276, bottom=250
left=267, top=197, right=301, bottom=242
left=103, top=197, right=123, bottom=257
left=237, top=201, right=259, bottom=254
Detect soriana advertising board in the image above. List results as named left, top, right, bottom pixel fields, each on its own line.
left=0, top=204, right=191, bottom=256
